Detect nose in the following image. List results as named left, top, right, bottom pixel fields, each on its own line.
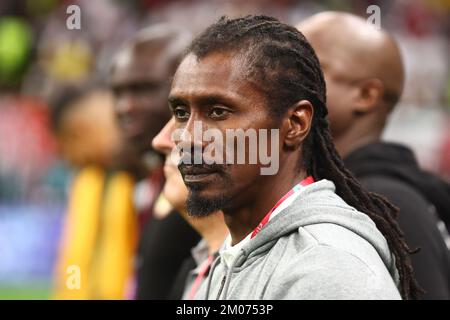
left=152, top=117, right=176, bottom=155
left=175, top=115, right=209, bottom=165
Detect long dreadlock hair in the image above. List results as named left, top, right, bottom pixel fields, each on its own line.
left=185, top=15, right=421, bottom=299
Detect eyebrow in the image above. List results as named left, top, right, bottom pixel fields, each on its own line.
left=168, top=92, right=242, bottom=109
left=168, top=96, right=188, bottom=109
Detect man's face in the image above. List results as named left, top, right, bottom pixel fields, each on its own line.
left=169, top=52, right=278, bottom=216
left=152, top=117, right=188, bottom=212
left=111, top=46, right=172, bottom=153
left=57, top=91, right=120, bottom=167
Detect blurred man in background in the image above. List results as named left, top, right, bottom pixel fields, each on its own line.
left=110, top=25, right=200, bottom=299
left=299, top=11, right=450, bottom=299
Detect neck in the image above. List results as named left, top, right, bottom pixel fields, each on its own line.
left=334, top=119, right=384, bottom=158
left=181, top=209, right=229, bottom=255
left=224, top=160, right=306, bottom=246
left=336, top=133, right=380, bottom=158
left=201, top=215, right=229, bottom=255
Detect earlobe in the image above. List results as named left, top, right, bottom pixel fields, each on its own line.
left=284, top=100, right=313, bottom=149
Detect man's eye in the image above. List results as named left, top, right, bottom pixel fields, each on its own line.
left=173, top=107, right=190, bottom=120
left=209, top=107, right=230, bottom=119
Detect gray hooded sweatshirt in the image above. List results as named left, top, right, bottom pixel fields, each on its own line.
left=196, top=179, right=401, bottom=300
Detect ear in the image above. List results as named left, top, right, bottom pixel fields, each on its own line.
left=283, top=100, right=313, bottom=149
left=354, top=78, right=384, bottom=114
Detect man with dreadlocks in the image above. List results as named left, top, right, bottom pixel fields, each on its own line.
left=171, top=15, right=420, bottom=299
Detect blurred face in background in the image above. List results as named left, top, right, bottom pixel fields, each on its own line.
left=302, top=36, right=359, bottom=139
left=55, top=90, right=120, bottom=168
left=152, top=117, right=188, bottom=212
left=110, top=43, right=173, bottom=154
left=299, top=16, right=401, bottom=145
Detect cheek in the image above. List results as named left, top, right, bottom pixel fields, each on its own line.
left=63, top=143, right=83, bottom=165
left=163, top=171, right=188, bottom=207
left=325, top=83, right=354, bottom=133
left=326, top=79, right=354, bottom=112
left=228, top=163, right=261, bottom=187
left=168, top=171, right=186, bottom=193
left=325, top=81, right=342, bottom=111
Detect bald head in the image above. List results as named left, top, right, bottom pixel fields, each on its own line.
left=298, top=12, right=404, bottom=108
left=297, top=12, right=405, bottom=156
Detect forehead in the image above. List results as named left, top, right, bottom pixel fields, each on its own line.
left=111, top=45, right=170, bottom=84
left=170, top=52, right=260, bottom=102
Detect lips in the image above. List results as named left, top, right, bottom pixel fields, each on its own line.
left=178, top=164, right=220, bottom=183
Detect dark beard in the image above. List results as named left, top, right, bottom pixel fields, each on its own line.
left=186, top=190, right=231, bottom=217
left=181, top=163, right=233, bottom=217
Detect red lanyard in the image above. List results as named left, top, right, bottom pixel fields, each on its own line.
left=251, top=176, right=314, bottom=239
left=187, top=255, right=215, bottom=300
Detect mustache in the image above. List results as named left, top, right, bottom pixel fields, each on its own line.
left=175, top=145, right=227, bottom=176
left=177, top=149, right=225, bottom=167
left=178, top=163, right=225, bottom=176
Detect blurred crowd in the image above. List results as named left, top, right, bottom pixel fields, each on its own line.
left=0, top=0, right=449, bottom=299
